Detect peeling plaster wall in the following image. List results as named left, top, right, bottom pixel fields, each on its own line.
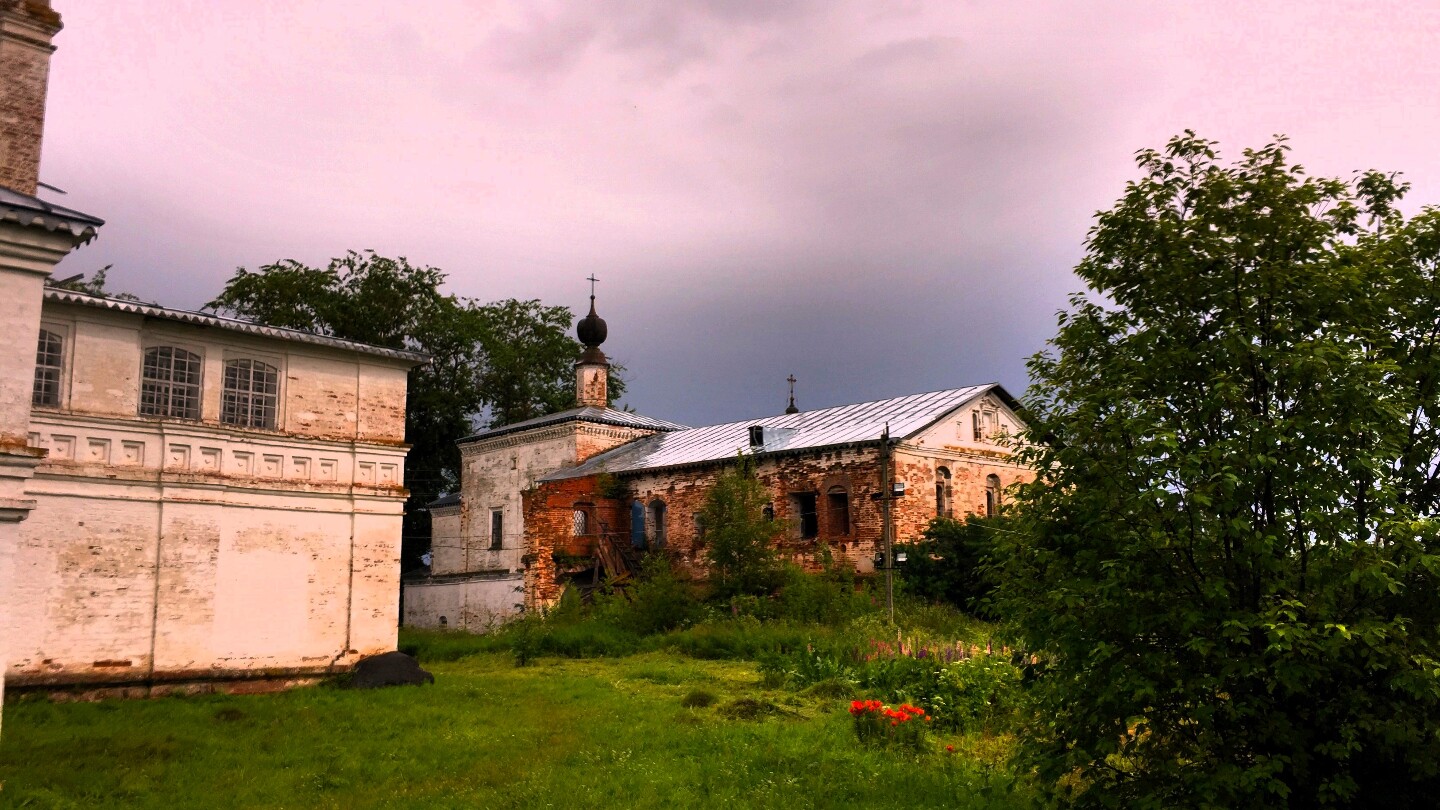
left=524, top=433, right=1033, bottom=610
left=7, top=298, right=413, bottom=690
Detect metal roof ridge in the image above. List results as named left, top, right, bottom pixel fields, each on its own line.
left=43, top=288, right=430, bottom=364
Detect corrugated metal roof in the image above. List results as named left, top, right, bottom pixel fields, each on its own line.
left=0, top=186, right=103, bottom=240
left=43, top=288, right=431, bottom=364
left=460, top=406, right=688, bottom=443
left=542, top=385, right=1003, bottom=481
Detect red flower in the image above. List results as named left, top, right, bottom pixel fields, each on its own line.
left=946, top=745, right=955, bottom=753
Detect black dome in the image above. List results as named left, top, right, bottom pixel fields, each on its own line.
left=577, top=299, right=607, bottom=347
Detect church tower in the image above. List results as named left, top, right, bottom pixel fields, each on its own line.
left=574, top=284, right=609, bottom=408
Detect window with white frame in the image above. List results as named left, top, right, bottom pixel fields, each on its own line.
left=139, top=346, right=202, bottom=419
left=221, top=359, right=279, bottom=429
left=33, top=329, right=63, bottom=407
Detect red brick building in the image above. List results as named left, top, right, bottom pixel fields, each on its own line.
left=408, top=293, right=1032, bottom=617
left=523, top=381, right=1030, bottom=609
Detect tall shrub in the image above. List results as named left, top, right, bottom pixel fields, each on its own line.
left=998, top=133, right=1440, bottom=807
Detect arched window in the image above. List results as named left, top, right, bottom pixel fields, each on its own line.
left=649, top=499, right=667, bottom=548
left=985, top=474, right=1002, bottom=517
left=936, top=466, right=952, bottom=518
left=630, top=500, right=646, bottom=549
left=827, top=486, right=850, bottom=536
left=572, top=507, right=589, bottom=537
left=221, top=359, right=279, bottom=429
left=33, top=329, right=63, bottom=407
left=140, top=347, right=202, bottom=419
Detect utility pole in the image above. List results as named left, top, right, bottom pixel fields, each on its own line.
left=879, top=423, right=895, bottom=624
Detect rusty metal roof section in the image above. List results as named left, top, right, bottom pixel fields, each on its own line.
left=460, top=406, right=688, bottom=443
left=0, top=186, right=103, bottom=241
left=43, top=288, right=431, bottom=364
left=542, top=384, right=1007, bottom=481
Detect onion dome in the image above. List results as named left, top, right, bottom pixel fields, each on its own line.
left=577, top=296, right=608, bottom=364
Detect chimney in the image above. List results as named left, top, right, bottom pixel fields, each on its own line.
left=0, top=1, right=63, bottom=195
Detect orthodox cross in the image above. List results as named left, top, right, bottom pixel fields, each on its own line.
left=786, top=374, right=798, bottom=414
left=587, top=274, right=599, bottom=299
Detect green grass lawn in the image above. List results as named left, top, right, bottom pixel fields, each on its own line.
left=0, top=652, right=1028, bottom=809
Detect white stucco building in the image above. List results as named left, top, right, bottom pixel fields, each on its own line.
left=9, top=289, right=424, bottom=695
left=0, top=1, right=422, bottom=729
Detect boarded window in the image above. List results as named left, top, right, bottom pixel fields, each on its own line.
left=985, top=474, right=1002, bottom=517
left=33, top=329, right=63, bottom=407
left=490, top=509, right=504, bottom=549
left=827, top=486, right=850, bottom=536
left=631, top=500, right=646, bottom=548
left=221, top=359, right=279, bottom=429
left=140, top=347, right=203, bottom=419
left=793, top=493, right=819, bottom=539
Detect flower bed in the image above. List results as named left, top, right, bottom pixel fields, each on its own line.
left=849, top=699, right=931, bottom=750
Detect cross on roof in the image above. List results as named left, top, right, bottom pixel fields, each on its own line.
left=587, top=274, right=598, bottom=299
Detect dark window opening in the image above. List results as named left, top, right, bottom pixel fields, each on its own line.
left=985, top=474, right=1001, bottom=518
left=792, top=493, right=819, bottom=539
left=33, top=329, right=63, bottom=407
left=826, top=486, right=850, bottom=536
left=936, top=466, right=952, bottom=518
left=763, top=502, right=774, bottom=522
left=490, top=509, right=504, bottom=550
left=649, top=499, right=667, bottom=548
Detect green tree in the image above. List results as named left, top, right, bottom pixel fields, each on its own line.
left=206, top=251, right=624, bottom=565
left=700, top=455, right=782, bottom=598
left=997, top=134, right=1440, bottom=807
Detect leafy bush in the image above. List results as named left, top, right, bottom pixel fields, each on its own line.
left=774, top=551, right=875, bottom=625
left=896, top=516, right=1007, bottom=617
left=596, top=554, right=701, bottom=636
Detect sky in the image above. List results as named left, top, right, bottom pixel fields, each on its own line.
left=37, top=1, right=1440, bottom=428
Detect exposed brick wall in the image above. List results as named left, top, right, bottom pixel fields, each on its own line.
left=0, top=2, right=62, bottom=195
left=523, top=443, right=1034, bottom=607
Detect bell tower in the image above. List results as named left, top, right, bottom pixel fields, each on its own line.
left=574, top=275, right=609, bottom=408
